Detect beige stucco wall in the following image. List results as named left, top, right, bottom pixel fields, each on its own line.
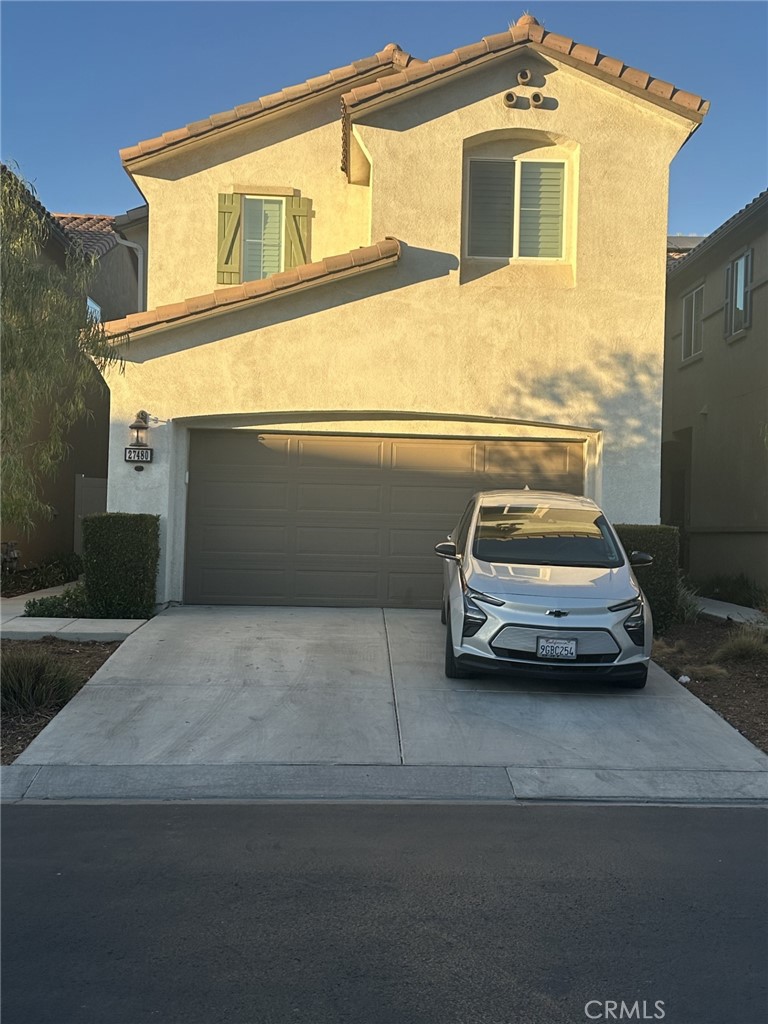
left=108, top=50, right=695, bottom=602
left=662, top=200, right=768, bottom=587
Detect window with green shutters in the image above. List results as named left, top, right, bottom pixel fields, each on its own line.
left=217, top=193, right=311, bottom=285
left=467, top=159, right=565, bottom=259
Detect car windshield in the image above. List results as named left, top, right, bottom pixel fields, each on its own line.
left=471, top=503, right=624, bottom=568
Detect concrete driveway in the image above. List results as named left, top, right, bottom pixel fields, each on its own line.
left=10, top=606, right=768, bottom=803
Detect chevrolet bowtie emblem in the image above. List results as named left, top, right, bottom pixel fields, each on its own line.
left=546, top=609, right=569, bottom=617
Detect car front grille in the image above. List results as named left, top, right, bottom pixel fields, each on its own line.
left=490, top=624, right=620, bottom=664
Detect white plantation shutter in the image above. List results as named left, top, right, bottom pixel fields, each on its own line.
left=518, top=162, right=564, bottom=258
left=243, top=197, right=283, bottom=281
left=468, top=161, right=514, bottom=257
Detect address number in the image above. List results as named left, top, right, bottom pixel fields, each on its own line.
left=125, top=447, right=153, bottom=463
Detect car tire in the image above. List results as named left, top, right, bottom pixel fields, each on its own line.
left=618, top=666, right=648, bottom=689
left=440, top=593, right=447, bottom=625
left=445, top=612, right=468, bottom=678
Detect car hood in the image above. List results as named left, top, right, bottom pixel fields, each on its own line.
left=466, top=557, right=639, bottom=602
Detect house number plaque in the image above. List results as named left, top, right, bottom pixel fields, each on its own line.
left=125, top=447, right=154, bottom=463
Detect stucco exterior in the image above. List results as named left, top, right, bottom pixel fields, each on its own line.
left=105, top=32, right=702, bottom=604
left=662, top=192, right=768, bottom=588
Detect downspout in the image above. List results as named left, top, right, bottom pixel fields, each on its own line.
left=115, top=236, right=145, bottom=312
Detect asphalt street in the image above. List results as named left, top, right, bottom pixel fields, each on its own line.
left=2, top=804, right=766, bottom=1024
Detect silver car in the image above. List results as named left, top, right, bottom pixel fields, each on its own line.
left=435, top=491, right=653, bottom=688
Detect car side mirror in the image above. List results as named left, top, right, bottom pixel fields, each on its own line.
left=434, top=541, right=459, bottom=561
left=629, top=550, right=653, bottom=567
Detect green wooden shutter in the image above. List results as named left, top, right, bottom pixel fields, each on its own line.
left=468, top=161, right=514, bottom=258
left=217, top=194, right=242, bottom=285
left=519, top=162, right=564, bottom=258
left=283, top=196, right=312, bottom=269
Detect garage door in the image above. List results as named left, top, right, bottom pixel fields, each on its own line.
left=184, top=431, right=585, bottom=607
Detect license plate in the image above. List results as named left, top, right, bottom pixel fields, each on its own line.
left=537, top=638, right=577, bottom=660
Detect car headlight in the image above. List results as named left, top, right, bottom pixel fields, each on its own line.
left=460, top=572, right=504, bottom=637
left=609, top=596, right=645, bottom=646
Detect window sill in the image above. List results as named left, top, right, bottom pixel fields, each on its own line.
left=679, top=352, right=703, bottom=368
left=726, top=329, right=750, bottom=345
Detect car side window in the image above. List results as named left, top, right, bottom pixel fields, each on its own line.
left=454, top=501, right=475, bottom=556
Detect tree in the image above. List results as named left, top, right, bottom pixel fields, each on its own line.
left=0, top=165, right=123, bottom=533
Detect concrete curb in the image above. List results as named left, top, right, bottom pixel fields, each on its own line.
left=2, top=763, right=766, bottom=805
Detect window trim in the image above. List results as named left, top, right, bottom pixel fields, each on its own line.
left=465, top=155, right=568, bottom=262
left=681, top=283, right=704, bottom=362
left=242, top=194, right=286, bottom=281
left=724, top=248, right=753, bottom=340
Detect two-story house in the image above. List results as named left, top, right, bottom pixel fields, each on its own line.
left=102, top=14, right=708, bottom=608
left=662, top=190, right=768, bottom=588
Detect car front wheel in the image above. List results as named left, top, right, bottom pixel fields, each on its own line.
left=617, top=666, right=648, bottom=689
left=445, top=611, right=468, bottom=678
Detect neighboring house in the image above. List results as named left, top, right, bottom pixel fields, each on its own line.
left=662, top=191, right=768, bottom=588
left=101, top=13, right=709, bottom=608
left=0, top=165, right=141, bottom=565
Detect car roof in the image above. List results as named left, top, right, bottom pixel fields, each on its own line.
left=473, top=490, right=600, bottom=511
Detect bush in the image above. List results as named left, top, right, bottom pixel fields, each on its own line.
left=614, top=524, right=679, bottom=635
left=25, top=582, right=90, bottom=618
left=696, top=573, right=768, bottom=611
left=675, top=575, right=701, bottom=624
left=714, top=625, right=768, bottom=664
left=1, top=551, right=83, bottom=597
left=82, top=513, right=159, bottom=618
left=1, top=651, right=80, bottom=716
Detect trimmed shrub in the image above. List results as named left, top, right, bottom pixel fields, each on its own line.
left=1, top=651, right=80, bottom=716
left=82, top=513, right=160, bottom=619
left=25, top=582, right=90, bottom=618
left=614, top=524, right=679, bottom=635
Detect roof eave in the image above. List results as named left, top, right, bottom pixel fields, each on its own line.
left=105, top=248, right=401, bottom=343
left=667, top=191, right=768, bottom=277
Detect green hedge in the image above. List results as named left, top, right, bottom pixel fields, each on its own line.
left=82, top=513, right=160, bottom=619
left=614, top=524, right=679, bottom=635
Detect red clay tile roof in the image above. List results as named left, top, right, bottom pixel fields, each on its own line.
left=53, top=213, right=120, bottom=258
left=104, top=238, right=401, bottom=338
left=342, top=14, right=709, bottom=120
left=120, top=44, right=419, bottom=166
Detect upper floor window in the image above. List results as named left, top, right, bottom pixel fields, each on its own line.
left=217, top=192, right=311, bottom=286
left=468, top=159, right=565, bottom=259
left=724, top=249, right=753, bottom=338
left=681, top=285, right=703, bottom=360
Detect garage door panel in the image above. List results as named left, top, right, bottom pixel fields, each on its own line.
left=296, top=526, right=381, bottom=557
left=392, top=441, right=476, bottom=473
left=201, top=482, right=289, bottom=511
left=294, top=570, right=380, bottom=602
left=298, top=438, right=384, bottom=468
left=199, top=567, right=289, bottom=601
left=298, top=483, right=382, bottom=513
left=185, top=432, right=585, bottom=606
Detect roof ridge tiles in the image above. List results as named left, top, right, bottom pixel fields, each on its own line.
left=120, top=44, right=416, bottom=165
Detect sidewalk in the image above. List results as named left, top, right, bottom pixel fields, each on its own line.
left=697, top=596, right=768, bottom=627
left=1, top=586, right=147, bottom=642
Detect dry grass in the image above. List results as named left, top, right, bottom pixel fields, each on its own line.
left=713, top=625, right=768, bottom=665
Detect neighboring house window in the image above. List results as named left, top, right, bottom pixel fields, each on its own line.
left=217, top=192, right=311, bottom=286
left=681, top=285, right=704, bottom=360
left=86, top=297, right=102, bottom=322
left=724, top=250, right=753, bottom=337
left=468, top=159, right=565, bottom=259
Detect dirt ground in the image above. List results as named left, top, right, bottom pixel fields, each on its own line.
left=1, top=637, right=121, bottom=764
left=653, top=617, right=768, bottom=754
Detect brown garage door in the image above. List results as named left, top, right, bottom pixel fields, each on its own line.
left=184, top=431, right=585, bottom=607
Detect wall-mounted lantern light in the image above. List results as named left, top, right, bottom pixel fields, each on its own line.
left=125, top=410, right=153, bottom=471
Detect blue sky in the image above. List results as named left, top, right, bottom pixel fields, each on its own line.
left=1, top=1, right=766, bottom=235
